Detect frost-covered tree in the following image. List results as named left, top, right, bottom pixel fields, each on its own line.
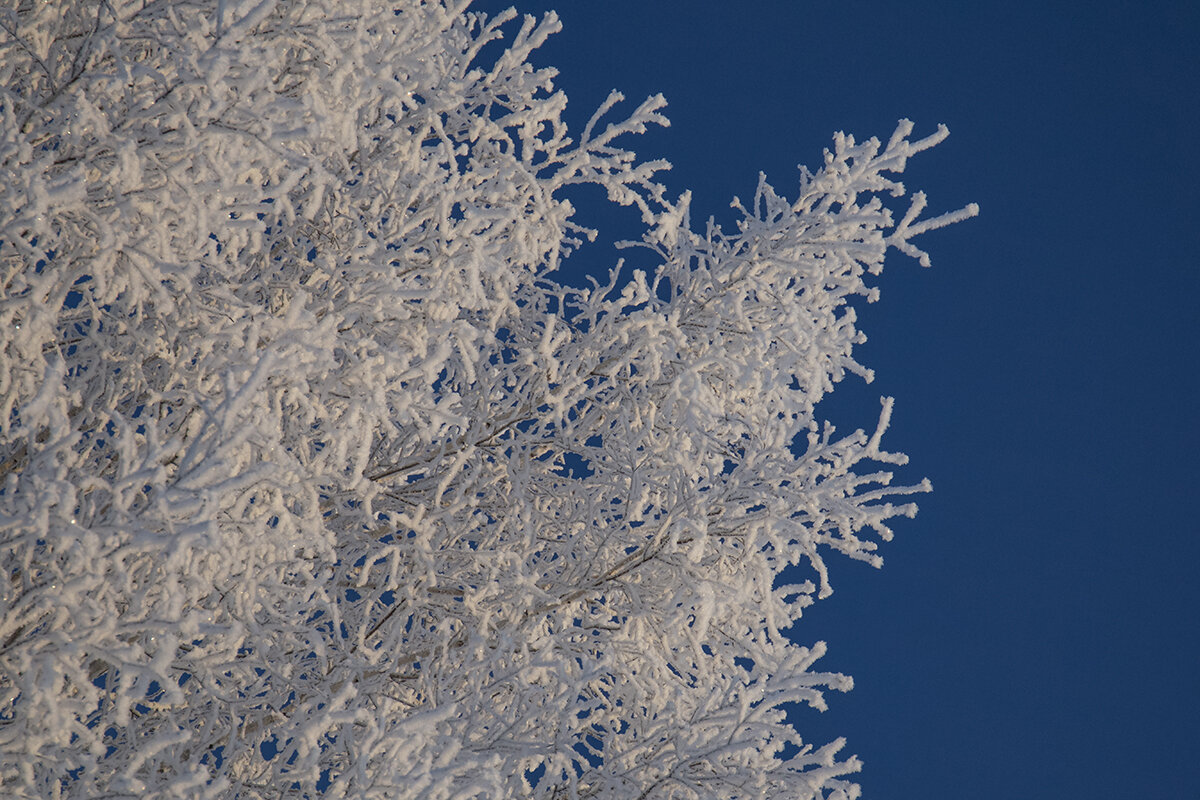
left=0, top=2, right=975, bottom=798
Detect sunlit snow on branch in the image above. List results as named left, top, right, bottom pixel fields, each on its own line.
left=0, top=2, right=975, bottom=798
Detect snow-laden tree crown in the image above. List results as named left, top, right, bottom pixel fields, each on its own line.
left=0, top=2, right=976, bottom=798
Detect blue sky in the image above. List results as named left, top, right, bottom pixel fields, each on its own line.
left=473, top=1, right=1200, bottom=796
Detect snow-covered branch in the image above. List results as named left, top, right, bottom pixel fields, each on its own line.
left=0, top=2, right=973, bottom=798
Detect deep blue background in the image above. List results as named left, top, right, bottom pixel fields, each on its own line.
left=472, top=2, right=1200, bottom=796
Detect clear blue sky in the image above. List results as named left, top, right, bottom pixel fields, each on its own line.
left=472, top=2, right=1200, bottom=797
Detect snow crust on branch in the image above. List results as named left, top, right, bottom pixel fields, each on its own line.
left=0, top=2, right=975, bottom=797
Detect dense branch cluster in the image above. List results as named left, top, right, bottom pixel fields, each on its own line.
left=0, top=2, right=974, bottom=798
